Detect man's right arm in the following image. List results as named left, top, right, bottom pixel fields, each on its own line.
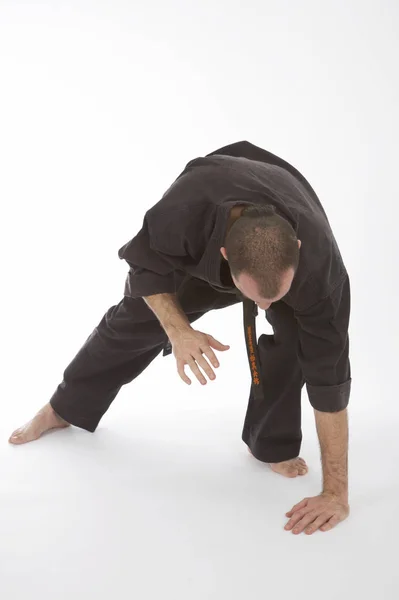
left=143, top=293, right=192, bottom=341
left=143, top=292, right=230, bottom=386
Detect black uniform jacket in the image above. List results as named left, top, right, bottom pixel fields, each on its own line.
left=118, top=141, right=351, bottom=412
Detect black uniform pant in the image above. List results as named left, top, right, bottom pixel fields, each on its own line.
left=49, top=277, right=304, bottom=463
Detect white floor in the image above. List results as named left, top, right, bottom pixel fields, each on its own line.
left=1, top=1, right=398, bottom=597
left=2, top=306, right=398, bottom=599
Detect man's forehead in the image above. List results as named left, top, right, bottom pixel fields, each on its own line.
left=238, top=273, right=260, bottom=292
left=234, top=273, right=263, bottom=301
left=234, top=269, right=294, bottom=302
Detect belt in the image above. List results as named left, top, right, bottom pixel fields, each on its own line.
left=242, top=298, right=264, bottom=401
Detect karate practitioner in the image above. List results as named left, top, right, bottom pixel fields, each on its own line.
left=9, top=141, right=351, bottom=535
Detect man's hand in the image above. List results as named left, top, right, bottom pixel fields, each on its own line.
left=283, top=409, right=350, bottom=535
left=170, top=327, right=230, bottom=385
left=284, top=492, right=350, bottom=535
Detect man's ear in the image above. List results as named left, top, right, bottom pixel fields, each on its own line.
left=297, top=239, right=302, bottom=249
left=220, top=247, right=228, bottom=260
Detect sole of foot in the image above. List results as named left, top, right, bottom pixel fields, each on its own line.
left=8, top=405, right=70, bottom=445
left=247, top=447, right=308, bottom=477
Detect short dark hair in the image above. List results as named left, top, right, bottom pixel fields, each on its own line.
left=224, top=204, right=299, bottom=299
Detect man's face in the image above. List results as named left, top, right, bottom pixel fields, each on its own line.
left=231, top=268, right=295, bottom=310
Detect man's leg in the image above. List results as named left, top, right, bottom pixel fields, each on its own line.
left=242, top=300, right=308, bottom=477
left=8, top=296, right=170, bottom=443
left=9, top=277, right=240, bottom=444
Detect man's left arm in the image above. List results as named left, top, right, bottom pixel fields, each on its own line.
left=284, top=272, right=351, bottom=535
left=315, top=407, right=348, bottom=502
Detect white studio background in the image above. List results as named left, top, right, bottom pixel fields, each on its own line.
left=1, top=1, right=398, bottom=599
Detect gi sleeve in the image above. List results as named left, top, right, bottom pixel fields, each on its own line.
left=295, top=273, right=351, bottom=412
left=118, top=170, right=213, bottom=299
left=118, top=218, right=181, bottom=299
left=122, top=264, right=179, bottom=299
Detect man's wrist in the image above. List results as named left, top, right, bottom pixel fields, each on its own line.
left=143, top=293, right=192, bottom=339
left=166, top=322, right=193, bottom=341
left=322, top=487, right=349, bottom=503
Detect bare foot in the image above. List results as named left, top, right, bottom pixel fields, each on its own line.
left=9, top=403, right=70, bottom=445
left=269, top=457, right=308, bottom=478
left=247, top=447, right=308, bottom=477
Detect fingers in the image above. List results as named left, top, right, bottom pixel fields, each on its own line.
left=201, top=347, right=221, bottom=370
left=285, top=495, right=349, bottom=534
left=174, top=332, right=230, bottom=385
left=285, top=508, right=341, bottom=535
left=286, top=498, right=308, bottom=517
left=177, top=357, right=213, bottom=386
left=284, top=507, right=312, bottom=531
left=320, top=515, right=341, bottom=532
left=188, top=357, right=209, bottom=385
left=207, top=335, right=230, bottom=351
left=177, top=360, right=192, bottom=385
left=286, top=510, right=327, bottom=535
left=194, top=353, right=217, bottom=382
left=198, top=337, right=230, bottom=374
left=304, top=513, right=332, bottom=535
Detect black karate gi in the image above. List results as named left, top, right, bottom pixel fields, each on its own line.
left=50, top=141, right=351, bottom=463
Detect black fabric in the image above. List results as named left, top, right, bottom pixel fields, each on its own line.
left=117, top=140, right=351, bottom=412
left=48, top=140, right=352, bottom=461
left=50, top=276, right=308, bottom=462
left=242, top=301, right=305, bottom=462
left=50, top=277, right=240, bottom=433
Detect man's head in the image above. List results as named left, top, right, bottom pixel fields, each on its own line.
left=220, top=205, right=301, bottom=310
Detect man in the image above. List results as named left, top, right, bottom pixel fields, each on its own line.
left=9, top=141, right=351, bottom=535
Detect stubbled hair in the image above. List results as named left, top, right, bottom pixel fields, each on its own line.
left=224, top=205, right=299, bottom=299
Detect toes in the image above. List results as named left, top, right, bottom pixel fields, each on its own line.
left=295, top=458, right=308, bottom=474
left=287, top=469, right=299, bottom=478
left=273, top=464, right=299, bottom=478
left=296, top=461, right=308, bottom=475
left=268, top=457, right=309, bottom=478
left=9, top=427, right=33, bottom=444
left=284, top=461, right=303, bottom=477
left=9, top=429, right=22, bottom=439
left=9, top=432, right=24, bottom=444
